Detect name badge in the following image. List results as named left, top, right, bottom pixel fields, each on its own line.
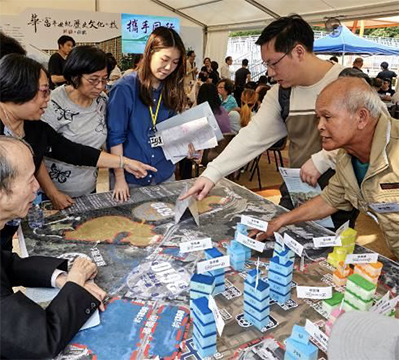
left=150, top=135, right=163, bottom=148
left=369, top=202, right=399, bottom=213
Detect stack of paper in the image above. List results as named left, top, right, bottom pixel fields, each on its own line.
left=155, top=102, right=223, bottom=164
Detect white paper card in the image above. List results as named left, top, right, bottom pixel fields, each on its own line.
left=18, top=225, right=29, bottom=258
left=372, top=295, right=399, bottom=316
left=305, top=319, right=329, bottom=353
left=283, top=233, right=303, bottom=257
left=296, top=286, right=333, bottom=299
left=236, top=232, right=265, bottom=253
left=240, top=215, right=268, bottom=232
left=370, top=291, right=391, bottom=312
left=344, top=253, right=379, bottom=265
left=208, top=295, right=225, bottom=336
left=335, top=220, right=350, bottom=237
left=197, top=255, right=230, bottom=274
left=313, top=236, right=342, bottom=248
left=369, top=202, right=399, bottom=213
left=80, top=309, right=101, bottom=331
left=274, top=232, right=284, bottom=245
left=179, top=238, right=212, bottom=253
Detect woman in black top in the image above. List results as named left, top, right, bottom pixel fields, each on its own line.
left=0, top=54, right=157, bottom=249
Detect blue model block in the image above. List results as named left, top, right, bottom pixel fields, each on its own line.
left=193, top=339, right=217, bottom=359
left=268, top=278, right=291, bottom=295
left=213, top=283, right=225, bottom=295
left=244, top=301, right=270, bottom=319
left=270, top=289, right=291, bottom=304
left=268, top=269, right=293, bottom=286
left=191, top=297, right=215, bottom=324
left=273, top=241, right=287, bottom=254
left=228, top=241, right=246, bottom=258
left=244, top=279, right=270, bottom=299
left=269, top=256, right=294, bottom=276
left=285, top=337, right=318, bottom=360
left=231, top=258, right=245, bottom=271
left=193, top=330, right=217, bottom=348
left=210, top=272, right=224, bottom=284
left=284, top=351, right=297, bottom=360
left=244, top=311, right=269, bottom=330
left=205, top=247, right=223, bottom=260
left=190, top=274, right=215, bottom=294
left=275, top=249, right=292, bottom=265
left=192, top=312, right=216, bottom=335
left=291, top=325, right=310, bottom=345
left=190, top=289, right=212, bottom=300
left=247, top=268, right=261, bottom=283
left=244, top=290, right=269, bottom=308
left=236, top=223, right=248, bottom=235
left=206, top=268, right=225, bottom=277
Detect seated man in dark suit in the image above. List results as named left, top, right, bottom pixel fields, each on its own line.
left=0, top=136, right=106, bottom=359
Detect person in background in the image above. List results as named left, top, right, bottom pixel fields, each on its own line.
left=123, top=54, right=143, bottom=77
left=184, top=50, right=197, bottom=93
left=377, top=61, right=397, bottom=90
left=352, top=57, right=364, bottom=73
left=106, top=53, right=122, bottom=86
left=378, top=78, right=396, bottom=101
left=107, top=27, right=199, bottom=201
left=371, top=77, right=383, bottom=93
left=197, top=83, right=231, bottom=134
left=239, top=89, right=258, bottom=128
left=217, top=79, right=238, bottom=113
left=329, top=56, right=339, bottom=63
left=220, top=56, right=233, bottom=79
left=209, top=61, right=220, bottom=85
left=201, top=57, right=212, bottom=76
left=255, top=86, right=270, bottom=110
left=48, top=35, right=75, bottom=89
left=40, top=46, right=112, bottom=207
left=234, top=59, right=251, bottom=106
left=0, top=136, right=106, bottom=359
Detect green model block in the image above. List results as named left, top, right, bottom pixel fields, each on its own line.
left=346, top=274, right=376, bottom=301
left=342, top=299, right=359, bottom=312
left=322, top=292, right=344, bottom=317
left=344, top=289, right=373, bottom=311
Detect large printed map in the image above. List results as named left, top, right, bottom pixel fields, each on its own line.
left=23, top=179, right=399, bottom=360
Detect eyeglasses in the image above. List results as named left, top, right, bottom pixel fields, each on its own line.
left=263, top=47, right=294, bottom=70
left=82, top=76, right=109, bottom=87
left=38, top=85, right=50, bottom=97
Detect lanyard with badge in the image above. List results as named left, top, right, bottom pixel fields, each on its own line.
left=149, top=94, right=164, bottom=148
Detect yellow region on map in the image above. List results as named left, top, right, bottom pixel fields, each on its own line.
left=198, top=196, right=227, bottom=213
left=64, top=216, right=158, bottom=247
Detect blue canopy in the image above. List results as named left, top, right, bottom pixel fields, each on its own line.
left=314, top=26, right=399, bottom=56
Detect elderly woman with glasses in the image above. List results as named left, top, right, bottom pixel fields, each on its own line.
left=40, top=46, right=117, bottom=208
left=0, top=53, right=156, bottom=249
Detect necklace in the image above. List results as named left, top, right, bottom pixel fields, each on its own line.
left=0, top=104, right=25, bottom=139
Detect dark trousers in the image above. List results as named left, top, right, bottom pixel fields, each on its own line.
left=279, top=168, right=359, bottom=231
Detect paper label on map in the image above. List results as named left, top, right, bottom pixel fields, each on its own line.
left=208, top=295, right=225, bottom=336
left=305, top=319, right=329, bottom=353
left=241, top=215, right=268, bottom=232
left=335, top=220, right=349, bottom=237
left=283, top=233, right=303, bottom=257
left=179, top=238, right=212, bottom=253
left=372, top=295, right=399, bottom=315
left=274, top=232, right=284, bottom=245
left=344, top=253, right=378, bottom=265
left=370, top=291, right=390, bottom=312
left=313, top=236, right=342, bottom=248
left=197, top=255, right=230, bottom=274
left=296, top=286, right=332, bottom=299
left=236, top=232, right=265, bottom=253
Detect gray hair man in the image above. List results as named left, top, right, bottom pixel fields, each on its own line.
left=255, top=77, right=399, bottom=259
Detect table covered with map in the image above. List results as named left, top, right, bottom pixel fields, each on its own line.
left=22, top=179, right=399, bottom=360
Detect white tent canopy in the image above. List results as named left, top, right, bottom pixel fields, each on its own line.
left=2, top=0, right=399, bottom=67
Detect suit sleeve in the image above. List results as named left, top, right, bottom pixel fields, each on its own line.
left=0, top=282, right=100, bottom=359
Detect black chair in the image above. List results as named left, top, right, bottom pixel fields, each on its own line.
left=266, top=137, right=287, bottom=171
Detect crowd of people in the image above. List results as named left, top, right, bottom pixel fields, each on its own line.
left=0, top=12, right=398, bottom=359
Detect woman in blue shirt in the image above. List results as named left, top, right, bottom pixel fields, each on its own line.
left=107, top=27, right=188, bottom=201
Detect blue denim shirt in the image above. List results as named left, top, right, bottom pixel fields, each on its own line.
left=106, top=72, right=176, bottom=186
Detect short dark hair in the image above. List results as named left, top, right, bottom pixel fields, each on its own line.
left=0, top=32, right=26, bottom=59
left=225, top=56, right=232, bottom=63
left=57, top=35, right=75, bottom=48
left=329, top=56, right=339, bottom=63
left=0, top=54, right=45, bottom=104
left=197, top=83, right=222, bottom=114
left=217, top=79, right=234, bottom=95
left=244, top=81, right=257, bottom=90
left=257, top=75, right=267, bottom=85
left=242, top=59, right=249, bottom=66
left=255, top=14, right=314, bottom=53
left=371, top=77, right=382, bottom=88
left=106, top=52, right=117, bottom=70
left=198, top=71, right=209, bottom=82
left=211, top=61, right=218, bottom=71
left=203, top=57, right=211, bottom=64
left=187, top=50, right=195, bottom=57
left=380, top=61, right=388, bottom=69
left=63, top=46, right=111, bottom=88
left=339, top=68, right=371, bottom=85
